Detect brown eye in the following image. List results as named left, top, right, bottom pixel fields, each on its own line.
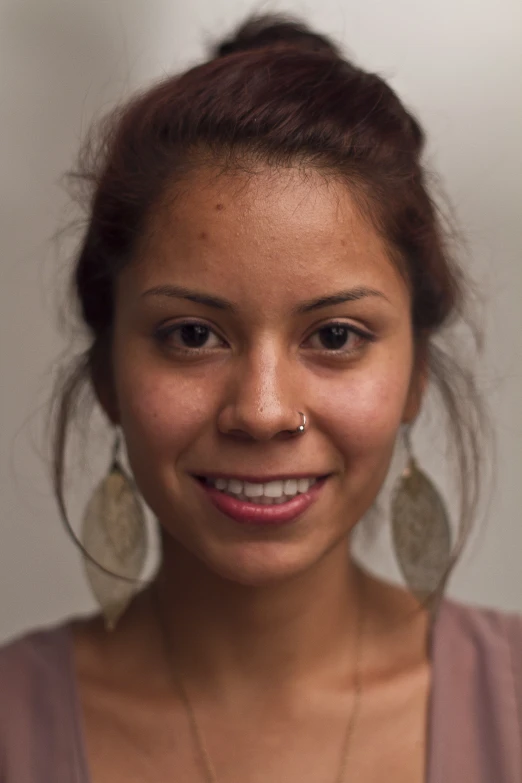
left=155, top=321, right=225, bottom=352
left=318, top=325, right=351, bottom=350
left=178, top=324, right=211, bottom=348
left=307, top=323, right=374, bottom=355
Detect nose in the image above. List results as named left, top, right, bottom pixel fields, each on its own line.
left=217, top=347, right=303, bottom=441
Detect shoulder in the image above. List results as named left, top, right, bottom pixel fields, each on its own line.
left=0, top=622, right=75, bottom=775
left=433, top=596, right=522, bottom=686
left=0, top=621, right=71, bottom=693
left=435, top=596, right=522, bottom=657
left=429, top=597, right=522, bottom=780
left=0, top=621, right=72, bottom=717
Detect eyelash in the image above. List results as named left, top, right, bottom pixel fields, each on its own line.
left=153, top=320, right=376, bottom=358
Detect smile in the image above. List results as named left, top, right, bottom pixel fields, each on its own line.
left=194, top=474, right=331, bottom=525
left=199, top=476, right=319, bottom=505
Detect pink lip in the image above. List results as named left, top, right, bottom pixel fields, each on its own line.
left=195, top=477, right=329, bottom=526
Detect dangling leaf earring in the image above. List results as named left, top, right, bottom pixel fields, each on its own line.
left=81, top=431, right=147, bottom=631
left=391, top=426, right=452, bottom=605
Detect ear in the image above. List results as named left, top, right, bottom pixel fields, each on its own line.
left=89, top=341, right=120, bottom=427
left=94, top=374, right=120, bottom=427
left=402, top=340, right=429, bottom=424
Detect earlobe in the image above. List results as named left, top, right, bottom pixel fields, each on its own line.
left=402, top=387, right=422, bottom=424
left=91, top=361, right=120, bottom=427
left=402, top=355, right=429, bottom=424
left=89, top=339, right=120, bottom=426
left=95, top=380, right=120, bottom=427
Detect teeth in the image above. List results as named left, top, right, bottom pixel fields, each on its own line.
left=264, top=480, right=283, bottom=498
left=283, top=479, right=297, bottom=495
left=227, top=479, right=243, bottom=495
left=244, top=482, right=264, bottom=498
left=205, top=476, right=319, bottom=503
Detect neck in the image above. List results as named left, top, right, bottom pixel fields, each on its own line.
left=149, top=537, right=365, bottom=694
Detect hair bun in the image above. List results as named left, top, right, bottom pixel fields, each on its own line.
left=211, top=13, right=341, bottom=60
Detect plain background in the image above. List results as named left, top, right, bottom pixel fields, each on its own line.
left=1, top=0, right=521, bottom=645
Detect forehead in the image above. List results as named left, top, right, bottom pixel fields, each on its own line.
left=128, top=164, right=408, bottom=306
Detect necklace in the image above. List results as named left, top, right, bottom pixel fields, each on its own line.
left=153, top=577, right=366, bottom=783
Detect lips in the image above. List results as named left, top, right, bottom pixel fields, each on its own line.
left=194, top=475, right=329, bottom=526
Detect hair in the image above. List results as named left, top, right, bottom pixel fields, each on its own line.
left=47, top=12, right=490, bottom=598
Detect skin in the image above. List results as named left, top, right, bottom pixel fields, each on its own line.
left=74, top=163, right=431, bottom=783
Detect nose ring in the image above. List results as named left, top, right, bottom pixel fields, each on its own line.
left=289, top=411, right=307, bottom=435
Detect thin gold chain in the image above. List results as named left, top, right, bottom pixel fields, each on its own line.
left=153, top=577, right=366, bottom=783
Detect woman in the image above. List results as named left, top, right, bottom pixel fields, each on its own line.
left=0, top=13, right=520, bottom=783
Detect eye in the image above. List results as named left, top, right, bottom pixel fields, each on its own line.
left=305, top=323, right=375, bottom=355
left=154, top=321, right=225, bottom=353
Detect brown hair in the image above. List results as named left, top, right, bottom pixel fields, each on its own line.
left=47, top=13, right=490, bottom=592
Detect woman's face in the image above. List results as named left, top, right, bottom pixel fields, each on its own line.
left=109, top=165, right=422, bottom=586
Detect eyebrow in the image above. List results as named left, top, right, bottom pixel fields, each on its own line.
left=141, top=284, right=388, bottom=314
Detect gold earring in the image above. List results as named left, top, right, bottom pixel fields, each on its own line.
left=391, top=426, right=452, bottom=606
left=81, top=431, right=147, bottom=631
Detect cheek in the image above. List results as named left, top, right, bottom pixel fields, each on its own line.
left=312, top=345, right=413, bottom=481
left=335, top=374, right=408, bottom=449
left=114, top=352, right=213, bottom=464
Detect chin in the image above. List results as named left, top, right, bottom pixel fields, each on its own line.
left=200, top=539, right=331, bottom=588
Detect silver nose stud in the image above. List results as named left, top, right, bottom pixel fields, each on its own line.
left=291, top=411, right=306, bottom=435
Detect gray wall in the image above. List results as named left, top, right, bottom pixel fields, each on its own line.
left=1, top=0, right=521, bottom=644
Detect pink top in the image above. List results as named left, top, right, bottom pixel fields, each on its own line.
left=0, top=597, right=521, bottom=782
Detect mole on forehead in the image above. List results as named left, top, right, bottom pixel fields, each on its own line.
left=195, top=201, right=225, bottom=240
